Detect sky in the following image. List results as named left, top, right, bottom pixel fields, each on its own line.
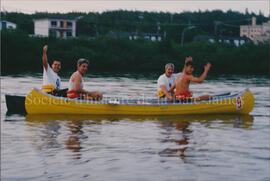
left=1, top=0, right=269, bottom=16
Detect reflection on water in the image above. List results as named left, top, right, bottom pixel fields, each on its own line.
left=157, top=115, right=253, bottom=163
left=2, top=74, right=269, bottom=181
left=26, top=120, right=61, bottom=157
left=65, top=121, right=86, bottom=159
left=24, top=114, right=254, bottom=124
left=24, top=114, right=254, bottom=163
left=25, top=117, right=89, bottom=160
left=159, top=120, right=191, bottom=163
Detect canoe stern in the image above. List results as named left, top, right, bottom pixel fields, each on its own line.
left=237, top=89, right=255, bottom=114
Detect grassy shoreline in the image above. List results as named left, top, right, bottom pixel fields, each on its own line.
left=1, top=30, right=269, bottom=75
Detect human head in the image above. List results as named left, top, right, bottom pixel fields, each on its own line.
left=77, top=58, right=89, bottom=75
left=51, top=60, right=61, bottom=73
left=184, top=61, right=194, bottom=75
left=165, top=63, right=174, bottom=77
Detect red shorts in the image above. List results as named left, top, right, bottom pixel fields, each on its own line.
left=67, top=90, right=83, bottom=99
left=175, top=91, right=192, bottom=100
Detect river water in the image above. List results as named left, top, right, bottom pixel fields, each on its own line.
left=1, top=73, right=270, bottom=181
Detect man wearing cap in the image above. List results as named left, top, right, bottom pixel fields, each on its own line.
left=157, top=57, right=193, bottom=101
left=67, top=58, right=103, bottom=100
left=42, top=45, right=62, bottom=93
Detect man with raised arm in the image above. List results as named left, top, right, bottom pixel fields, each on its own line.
left=157, top=56, right=193, bottom=101
left=67, top=58, right=103, bottom=100
left=170, top=61, right=212, bottom=102
left=42, top=45, right=62, bottom=93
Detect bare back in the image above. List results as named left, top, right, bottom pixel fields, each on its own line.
left=71, top=71, right=82, bottom=82
left=174, top=73, right=191, bottom=94
left=69, top=71, right=83, bottom=91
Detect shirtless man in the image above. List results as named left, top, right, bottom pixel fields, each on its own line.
left=67, top=58, right=103, bottom=100
left=170, top=61, right=212, bottom=102
left=157, top=57, right=193, bottom=101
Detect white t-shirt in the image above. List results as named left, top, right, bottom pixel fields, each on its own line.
left=42, top=66, right=61, bottom=89
left=157, top=73, right=180, bottom=91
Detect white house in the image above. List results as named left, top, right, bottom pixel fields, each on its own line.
left=33, top=18, right=76, bottom=38
left=0, top=21, right=17, bottom=30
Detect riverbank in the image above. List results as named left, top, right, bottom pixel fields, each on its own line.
left=2, top=30, right=269, bottom=75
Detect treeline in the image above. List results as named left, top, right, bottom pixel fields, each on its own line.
left=1, top=30, right=269, bottom=75
left=1, top=9, right=269, bottom=42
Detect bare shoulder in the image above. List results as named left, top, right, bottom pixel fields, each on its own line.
left=175, top=73, right=183, bottom=80
left=71, top=72, right=82, bottom=81
left=176, top=73, right=182, bottom=79
left=184, top=74, right=194, bottom=81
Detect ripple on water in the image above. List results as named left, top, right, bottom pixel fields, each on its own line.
left=1, top=74, right=270, bottom=181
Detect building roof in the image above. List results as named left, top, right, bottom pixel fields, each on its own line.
left=1, top=20, right=16, bottom=25
left=33, top=17, right=77, bottom=22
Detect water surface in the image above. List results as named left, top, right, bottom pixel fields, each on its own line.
left=1, top=73, right=270, bottom=181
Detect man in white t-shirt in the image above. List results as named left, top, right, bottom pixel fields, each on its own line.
left=42, top=45, right=61, bottom=93
left=157, top=63, right=179, bottom=101
left=157, top=57, right=193, bottom=100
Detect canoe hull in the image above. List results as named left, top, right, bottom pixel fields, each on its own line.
left=25, top=88, right=254, bottom=115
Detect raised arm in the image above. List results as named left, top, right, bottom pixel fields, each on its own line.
left=189, top=62, right=211, bottom=83
left=42, top=45, right=49, bottom=70
left=185, top=56, right=193, bottom=64
left=182, top=56, right=193, bottom=72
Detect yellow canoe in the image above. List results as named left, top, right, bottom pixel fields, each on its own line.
left=25, top=88, right=254, bottom=115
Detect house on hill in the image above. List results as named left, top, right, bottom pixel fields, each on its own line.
left=217, top=36, right=251, bottom=46
left=33, top=18, right=76, bottom=38
left=107, top=31, right=163, bottom=41
left=0, top=21, right=17, bottom=30
left=193, top=35, right=251, bottom=46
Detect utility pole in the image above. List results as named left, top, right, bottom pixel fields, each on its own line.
left=157, top=22, right=160, bottom=33
left=181, top=26, right=195, bottom=46
left=138, top=14, right=144, bottom=34
left=214, top=21, right=221, bottom=36
left=94, top=25, right=99, bottom=37
left=95, top=15, right=99, bottom=37
left=170, top=14, right=173, bottom=24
